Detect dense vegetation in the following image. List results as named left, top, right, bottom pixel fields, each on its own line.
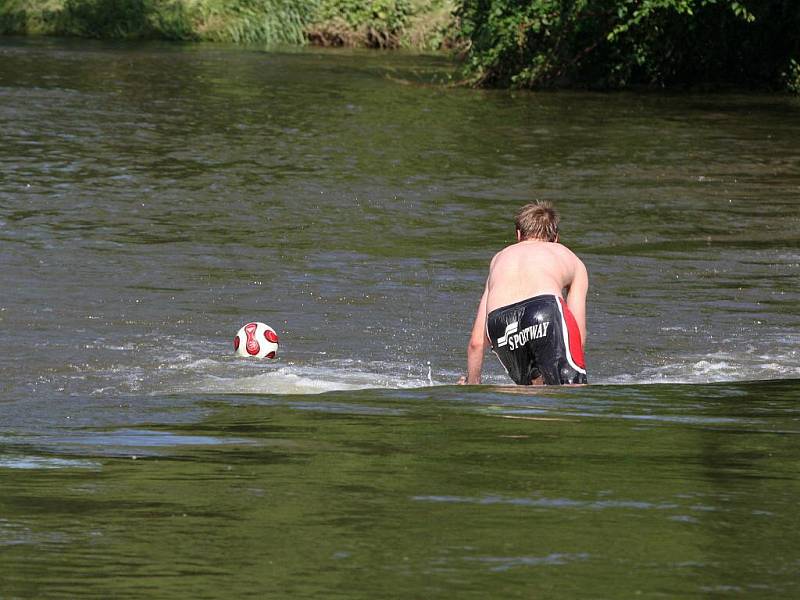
left=457, top=0, right=800, bottom=90
left=1, top=0, right=798, bottom=91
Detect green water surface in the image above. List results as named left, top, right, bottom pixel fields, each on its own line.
left=3, top=380, right=800, bottom=598
left=1, top=37, right=800, bottom=598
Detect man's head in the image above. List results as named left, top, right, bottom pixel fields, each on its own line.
left=514, top=201, right=559, bottom=242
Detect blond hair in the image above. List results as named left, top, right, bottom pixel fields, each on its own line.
left=514, top=201, right=559, bottom=242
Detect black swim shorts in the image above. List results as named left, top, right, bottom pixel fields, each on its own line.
left=486, top=294, right=587, bottom=385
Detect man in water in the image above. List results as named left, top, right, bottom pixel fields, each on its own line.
left=459, top=201, right=588, bottom=385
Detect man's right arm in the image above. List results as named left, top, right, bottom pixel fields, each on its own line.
left=463, top=282, right=490, bottom=384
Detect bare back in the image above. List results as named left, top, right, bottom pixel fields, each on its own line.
left=486, top=241, right=584, bottom=312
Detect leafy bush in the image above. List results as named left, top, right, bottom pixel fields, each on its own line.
left=0, top=0, right=29, bottom=34
left=2, top=0, right=197, bottom=39
left=403, top=0, right=459, bottom=51
left=307, top=0, right=414, bottom=48
left=455, top=0, right=800, bottom=90
left=784, top=59, right=800, bottom=94
left=62, top=0, right=150, bottom=37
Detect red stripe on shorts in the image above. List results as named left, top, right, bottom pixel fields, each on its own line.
left=557, top=297, right=586, bottom=369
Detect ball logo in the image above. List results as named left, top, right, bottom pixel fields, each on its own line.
left=234, top=322, right=279, bottom=359
left=244, top=322, right=260, bottom=356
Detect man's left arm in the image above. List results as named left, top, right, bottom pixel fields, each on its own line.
left=566, top=259, right=588, bottom=345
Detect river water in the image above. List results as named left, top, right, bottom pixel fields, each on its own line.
left=1, top=37, right=799, bottom=597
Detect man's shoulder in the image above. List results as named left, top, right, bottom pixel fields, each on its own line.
left=554, top=242, right=583, bottom=261
left=490, top=243, right=518, bottom=262
left=556, top=244, right=588, bottom=278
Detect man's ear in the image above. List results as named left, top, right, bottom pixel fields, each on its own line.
left=516, top=229, right=522, bottom=242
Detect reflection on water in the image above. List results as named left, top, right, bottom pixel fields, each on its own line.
left=0, top=456, right=101, bottom=470
left=1, top=380, right=799, bottom=597
left=1, top=37, right=800, bottom=598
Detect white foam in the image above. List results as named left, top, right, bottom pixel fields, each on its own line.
left=605, top=348, right=800, bottom=385
left=199, top=369, right=364, bottom=395
left=186, top=362, right=440, bottom=396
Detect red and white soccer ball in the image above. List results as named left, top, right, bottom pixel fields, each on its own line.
left=234, top=322, right=279, bottom=359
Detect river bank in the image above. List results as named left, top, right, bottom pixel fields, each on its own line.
left=3, top=1, right=798, bottom=92
left=0, top=0, right=458, bottom=50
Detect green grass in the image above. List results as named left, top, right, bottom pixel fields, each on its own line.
left=0, top=0, right=458, bottom=49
